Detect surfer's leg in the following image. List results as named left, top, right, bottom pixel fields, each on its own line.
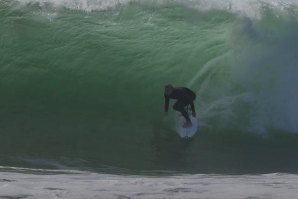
left=173, top=101, right=191, bottom=123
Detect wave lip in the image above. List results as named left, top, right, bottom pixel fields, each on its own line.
left=18, top=0, right=132, bottom=11
left=14, top=0, right=298, bottom=15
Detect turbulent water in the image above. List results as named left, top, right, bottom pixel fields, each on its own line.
left=1, top=0, right=298, bottom=175
left=1, top=167, right=298, bottom=199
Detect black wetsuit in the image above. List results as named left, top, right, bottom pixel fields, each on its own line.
left=164, top=87, right=196, bottom=122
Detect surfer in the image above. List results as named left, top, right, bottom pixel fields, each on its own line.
left=164, top=84, right=196, bottom=128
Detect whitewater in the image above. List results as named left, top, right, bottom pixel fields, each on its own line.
left=1, top=167, right=298, bottom=199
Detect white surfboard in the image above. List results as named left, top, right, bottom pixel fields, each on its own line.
left=176, top=115, right=199, bottom=138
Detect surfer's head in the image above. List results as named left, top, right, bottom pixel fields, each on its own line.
left=165, top=84, right=174, bottom=95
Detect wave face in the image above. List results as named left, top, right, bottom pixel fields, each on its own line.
left=1, top=0, right=298, bottom=174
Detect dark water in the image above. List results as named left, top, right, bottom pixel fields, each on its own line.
left=1, top=0, right=298, bottom=174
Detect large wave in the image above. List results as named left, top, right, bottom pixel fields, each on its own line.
left=1, top=0, right=298, bottom=173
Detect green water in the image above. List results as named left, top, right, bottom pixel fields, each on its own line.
left=1, top=0, right=298, bottom=174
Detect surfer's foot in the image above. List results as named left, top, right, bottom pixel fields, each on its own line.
left=183, top=121, right=192, bottom=128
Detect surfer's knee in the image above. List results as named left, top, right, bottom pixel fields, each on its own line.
left=173, top=103, right=182, bottom=111
left=173, top=104, right=178, bottom=111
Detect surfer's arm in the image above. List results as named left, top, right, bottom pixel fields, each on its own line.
left=164, top=95, right=170, bottom=113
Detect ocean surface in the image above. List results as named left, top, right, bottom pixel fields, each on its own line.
left=1, top=0, right=298, bottom=198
